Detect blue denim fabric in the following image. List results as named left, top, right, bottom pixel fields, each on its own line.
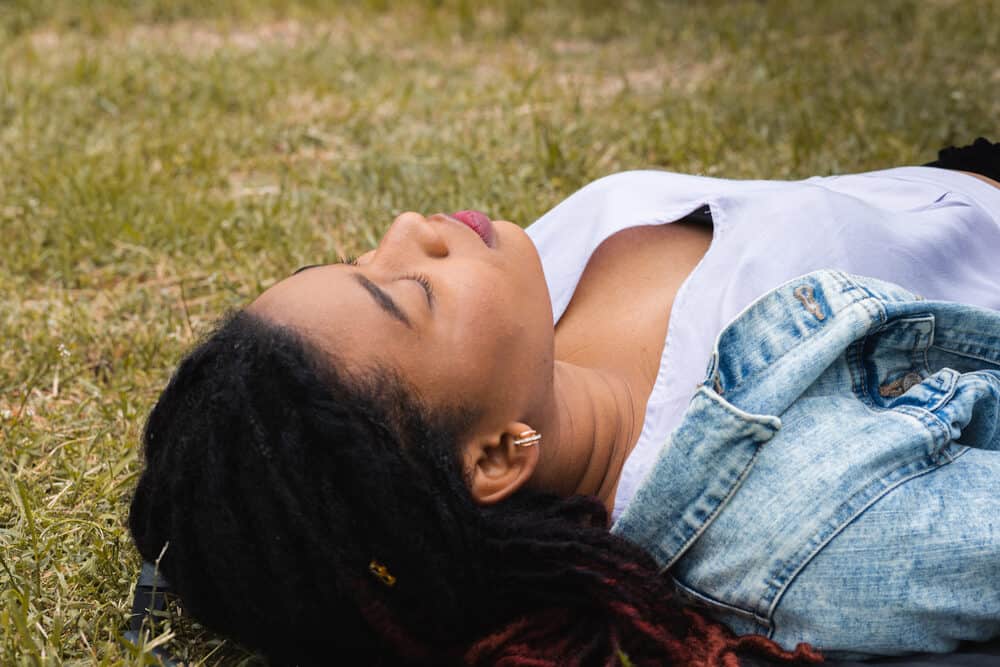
left=611, top=270, right=1000, bottom=659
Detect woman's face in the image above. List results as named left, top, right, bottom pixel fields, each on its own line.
left=250, top=211, right=555, bottom=447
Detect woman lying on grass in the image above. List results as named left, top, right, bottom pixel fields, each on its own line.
left=129, top=139, right=1000, bottom=666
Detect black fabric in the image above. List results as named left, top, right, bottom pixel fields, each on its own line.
left=830, top=639, right=1000, bottom=667
left=923, top=136, right=1000, bottom=181
left=742, top=638, right=1000, bottom=667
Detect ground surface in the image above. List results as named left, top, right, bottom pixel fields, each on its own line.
left=1, top=0, right=998, bottom=664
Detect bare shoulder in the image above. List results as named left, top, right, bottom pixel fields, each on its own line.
left=958, top=170, right=1000, bottom=190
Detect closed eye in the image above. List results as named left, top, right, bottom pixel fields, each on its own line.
left=403, top=272, right=435, bottom=309
left=292, top=255, right=359, bottom=275
left=289, top=257, right=430, bottom=323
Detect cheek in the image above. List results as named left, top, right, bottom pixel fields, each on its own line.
left=432, top=300, right=519, bottom=400
left=436, top=258, right=552, bottom=409
left=480, top=298, right=552, bottom=392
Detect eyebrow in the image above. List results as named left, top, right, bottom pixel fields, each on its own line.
left=292, top=260, right=412, bottom=328
left=353, top=274, right=412, bottom=328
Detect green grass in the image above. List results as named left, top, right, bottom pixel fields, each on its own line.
left=1, top=0, right=997, bottom=663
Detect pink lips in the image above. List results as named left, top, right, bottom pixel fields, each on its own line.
left=450, top=210, right=496, bottom=248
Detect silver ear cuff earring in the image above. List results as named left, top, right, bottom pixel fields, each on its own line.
left=512, top=429, right=541, bottom=447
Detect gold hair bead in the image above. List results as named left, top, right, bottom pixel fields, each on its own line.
left=368, top=560, right=397, bottom=587
left=512, top=429, right=541, bottom=447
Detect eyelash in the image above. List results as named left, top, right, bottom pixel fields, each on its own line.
left=402, top=272, right=435, bottom=301
left=336, top=255, right=432, bottom=304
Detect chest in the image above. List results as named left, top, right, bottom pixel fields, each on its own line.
left=553, top=221, right=713, bottom=399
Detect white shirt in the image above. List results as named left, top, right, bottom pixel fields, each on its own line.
left=525, top=167, right=1000, bottom=521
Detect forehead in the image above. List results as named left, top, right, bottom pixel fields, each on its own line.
left=251, top=265, right=346, bottom=327
left=248, top=265, right=392, bottom=370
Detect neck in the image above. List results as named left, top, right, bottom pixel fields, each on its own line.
left=530, top=360, right=642, bottom=514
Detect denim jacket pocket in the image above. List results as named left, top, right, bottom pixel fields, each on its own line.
left=860, top=312, right=1000, bottom=455
left=860, top=314, right=944, bottom=408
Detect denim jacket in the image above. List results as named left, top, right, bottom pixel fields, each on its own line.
left=611, top=270, right=1000, bottom=658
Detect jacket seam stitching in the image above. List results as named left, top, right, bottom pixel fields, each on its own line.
left=659, top=446, right=763, bottom=572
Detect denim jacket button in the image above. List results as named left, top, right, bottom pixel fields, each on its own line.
left=902, top=372, right=923, bottom=391
left=793, top=284, right=826, bottom=321
left=879, top=372, right=924, bottom=398
left=879, top=379, right=904, bottom=398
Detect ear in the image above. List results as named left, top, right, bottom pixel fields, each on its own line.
left=463, top=422, right=541, bottom=505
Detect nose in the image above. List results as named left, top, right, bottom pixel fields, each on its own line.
left=376, top=211, right=449, bottom=261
